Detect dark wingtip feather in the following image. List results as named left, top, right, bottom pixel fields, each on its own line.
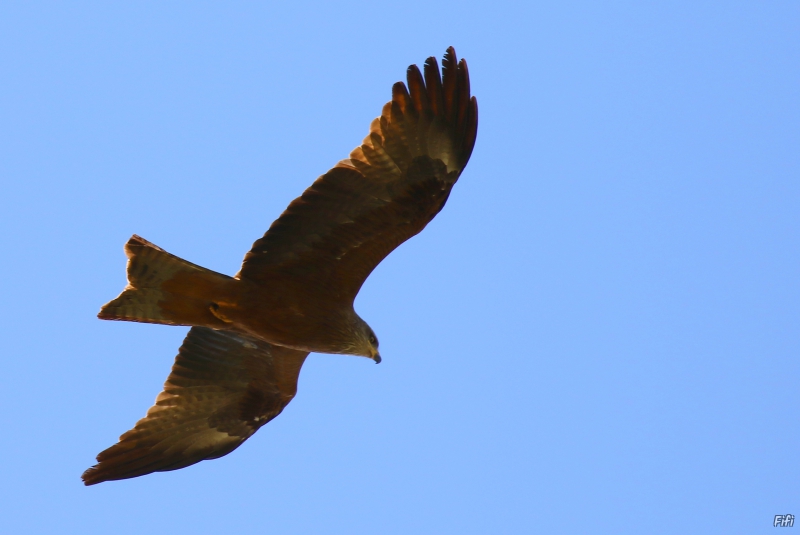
left=391, top=81, right=412, bottom=114
left=406, top=64, right=430, bottom=115
left=462, top=96, right=478, bottom=166
left=458, top=58, right=471, bottom=99
left=81, top=467, right=101, bottom=486
left=441, top=47, right=458, bottom=122
left=443, top=46, right=458, bottom=71
left=81, top=445, right=154, bottom=486
left=423, top=56, right=444, bottom=116
left=456, top=58, right=471, bottom=133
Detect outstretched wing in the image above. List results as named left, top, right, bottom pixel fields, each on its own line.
left=238, top=47, right=478, bottom=303
left=82, top=327, right=308, bottom=485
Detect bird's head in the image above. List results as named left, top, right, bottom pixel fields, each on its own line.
left=347, top=314, right=381, bottom=364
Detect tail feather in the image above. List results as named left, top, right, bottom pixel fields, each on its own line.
left=99, top=235, right=234, bottom=328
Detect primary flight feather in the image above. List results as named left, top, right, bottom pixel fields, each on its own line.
left=83, top=47, right=477, bottom=485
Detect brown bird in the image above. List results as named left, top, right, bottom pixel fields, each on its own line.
left=82, top=47, right=477, bottom=485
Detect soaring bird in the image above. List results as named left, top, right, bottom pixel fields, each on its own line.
left=82, top=47, right=478, bottom=485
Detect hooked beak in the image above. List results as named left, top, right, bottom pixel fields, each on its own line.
left=370, top=349, right=382, bottom=364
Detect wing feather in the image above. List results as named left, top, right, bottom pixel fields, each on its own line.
left=82, top=327, right=308, bottom=485
left=238, top=47, right=478, bottom=302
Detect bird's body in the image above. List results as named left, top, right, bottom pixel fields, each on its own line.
left=106, top=242, right=366, bottom=355
left=83, top=47, right=477, bottom=485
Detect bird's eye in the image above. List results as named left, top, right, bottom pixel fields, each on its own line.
left=369, top=335, right=376, bottom=345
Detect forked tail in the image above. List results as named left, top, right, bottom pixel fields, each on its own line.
left=99, top=235, right=236, bottom=328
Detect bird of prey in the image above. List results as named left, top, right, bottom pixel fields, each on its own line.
left=82, top=47, right=478, bottom=485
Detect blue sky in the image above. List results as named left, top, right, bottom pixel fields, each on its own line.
left=1, top=2, right=798, bottom=533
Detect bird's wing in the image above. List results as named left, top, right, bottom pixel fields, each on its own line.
left=82, top=327, right=308, bottom=485
left=237, top=47, right=477, bottom=303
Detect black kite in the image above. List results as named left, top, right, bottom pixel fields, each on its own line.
left=82, top=47, right=477, bottom=485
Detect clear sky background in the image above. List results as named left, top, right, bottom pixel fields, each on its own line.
left=1, top=2, right=798, bottom=534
